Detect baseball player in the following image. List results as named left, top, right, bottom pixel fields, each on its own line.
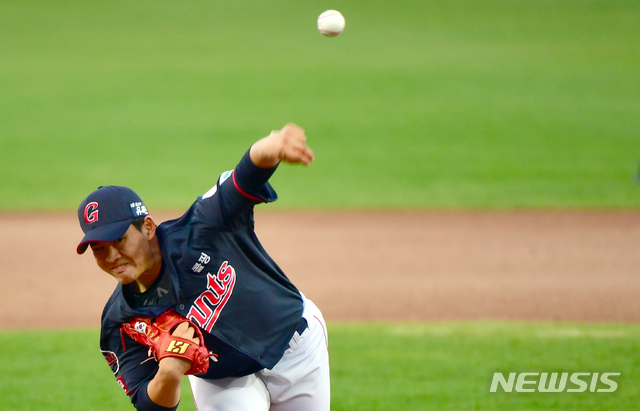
left=76, top=124, right=330, bottom=411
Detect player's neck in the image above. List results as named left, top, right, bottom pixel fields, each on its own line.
left=133, top=263, right=161, bottom=293
left=132, top=242, right=163, bottom=293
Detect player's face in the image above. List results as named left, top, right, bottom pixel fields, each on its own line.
left=90, top=221, right=160, bottom=287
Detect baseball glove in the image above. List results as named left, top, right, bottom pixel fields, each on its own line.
left=121, top=309, right=213, bottom=375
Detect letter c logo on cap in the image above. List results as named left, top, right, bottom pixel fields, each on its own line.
left=84, top=202, right=99, bottom=224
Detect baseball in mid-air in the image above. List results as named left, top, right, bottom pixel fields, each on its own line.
left=317, top=10, right=345, bottom=37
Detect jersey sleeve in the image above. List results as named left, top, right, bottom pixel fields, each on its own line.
left=134, top=381, right=179, bottom=411
left=232, top=148, right=279, bottom=202
left=102, top=326, right=181, bottom=411
left=100, top=289, right=180, bottom=411
left=195, top=148, right=279, bottom=229
left=100, top=325, right=160, bottom=410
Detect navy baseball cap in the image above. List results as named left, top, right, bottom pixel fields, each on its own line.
left=76, top=186, right=149, bottom=254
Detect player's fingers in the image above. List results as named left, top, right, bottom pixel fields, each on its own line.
left=274, top=123, right=313, bottom=165
left=293, top=146, right=314, bottom=165
left=302, top=146, right=314, bottom=164
left=188, top=330, right=201, bottom=345
left=285, top=150, right=314, bottom=165
left=171, top=321, right=190, bottom=336
left=281, top=125, right=306, bottom=147
left=172, top=322, right=200, bottom=344
left=282, top=123, right=304, bottom=136
left=281, top=128, right=306, bottom=147
left=184, top=325, right=200, bottom=344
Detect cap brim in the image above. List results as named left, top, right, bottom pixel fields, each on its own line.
left=76, top=219, right=132, bottom=254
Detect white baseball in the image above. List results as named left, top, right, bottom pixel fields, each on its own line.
left=317, top=10, right=345, bottom=37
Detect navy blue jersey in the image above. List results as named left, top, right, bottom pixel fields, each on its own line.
left=100, top=150, right=304, bottom=410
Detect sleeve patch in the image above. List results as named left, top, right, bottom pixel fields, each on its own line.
left=203, top=170, right=233, bottom=199
left=219, top=170, right=233, bottom=184
left=102, top=349, right=120, bottom=374
left=202, top=185, right=217, bottom=199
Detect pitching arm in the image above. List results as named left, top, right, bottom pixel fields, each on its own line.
left=249, top=123, right=314, bottom=168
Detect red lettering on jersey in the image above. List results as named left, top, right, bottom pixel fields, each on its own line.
left=208, top=270, right=225, bottom=296
left=188, top=261, right=236, bottom=333
left=217, top=261, right=235, bottom=286
left=187, top=297, right=212, bottom=327
left=201, top=288, right=222, bottom=306
left=84, top=202, right=99, bottom=224
left=116, top=376, right=129, bottom=395
left=104, top=352, right=117, bottom=368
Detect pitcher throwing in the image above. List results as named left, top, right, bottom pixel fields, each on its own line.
left=77, top=124, right=330, bottom=411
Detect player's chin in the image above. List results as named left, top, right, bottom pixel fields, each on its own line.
left=109, top=267, right=136, bottom=284
left=110, top=273, right=134, bottom=285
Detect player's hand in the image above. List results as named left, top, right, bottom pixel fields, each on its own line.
left=172, top=321, right=201, bottom=345
left=275, top=123, right=315, bottom=165
left=250, top=123, right=315, bottom=168
left=158, top=322, right=201, bottom=375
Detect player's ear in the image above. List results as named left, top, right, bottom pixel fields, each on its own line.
left=142, top=216, right=157, bottom=240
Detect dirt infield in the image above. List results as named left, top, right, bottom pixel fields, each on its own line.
left=1, top=211, right=639, bottom=328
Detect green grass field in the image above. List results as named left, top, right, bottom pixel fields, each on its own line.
left=1, top=323, right=638, bottom=410
left=1, top=0, right=639, bottom=210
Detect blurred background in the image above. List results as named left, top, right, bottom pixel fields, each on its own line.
left=1, top=0, right=638, bottom=211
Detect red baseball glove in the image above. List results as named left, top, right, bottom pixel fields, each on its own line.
left=121, top=309, right=214, bottom=375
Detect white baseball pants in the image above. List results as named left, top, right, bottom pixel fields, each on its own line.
left=188, top=296, right=330, bottom=411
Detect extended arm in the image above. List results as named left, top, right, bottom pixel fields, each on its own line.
left=196, top=123, right=314, bottom=230
left=249, top=124, right=314, bottom=169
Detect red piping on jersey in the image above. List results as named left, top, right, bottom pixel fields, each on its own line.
left=120, top=328, right=127, bottom=351
left=314, top=315, right=329, bottom=351
left=232, top=170, right=264, bottom=202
